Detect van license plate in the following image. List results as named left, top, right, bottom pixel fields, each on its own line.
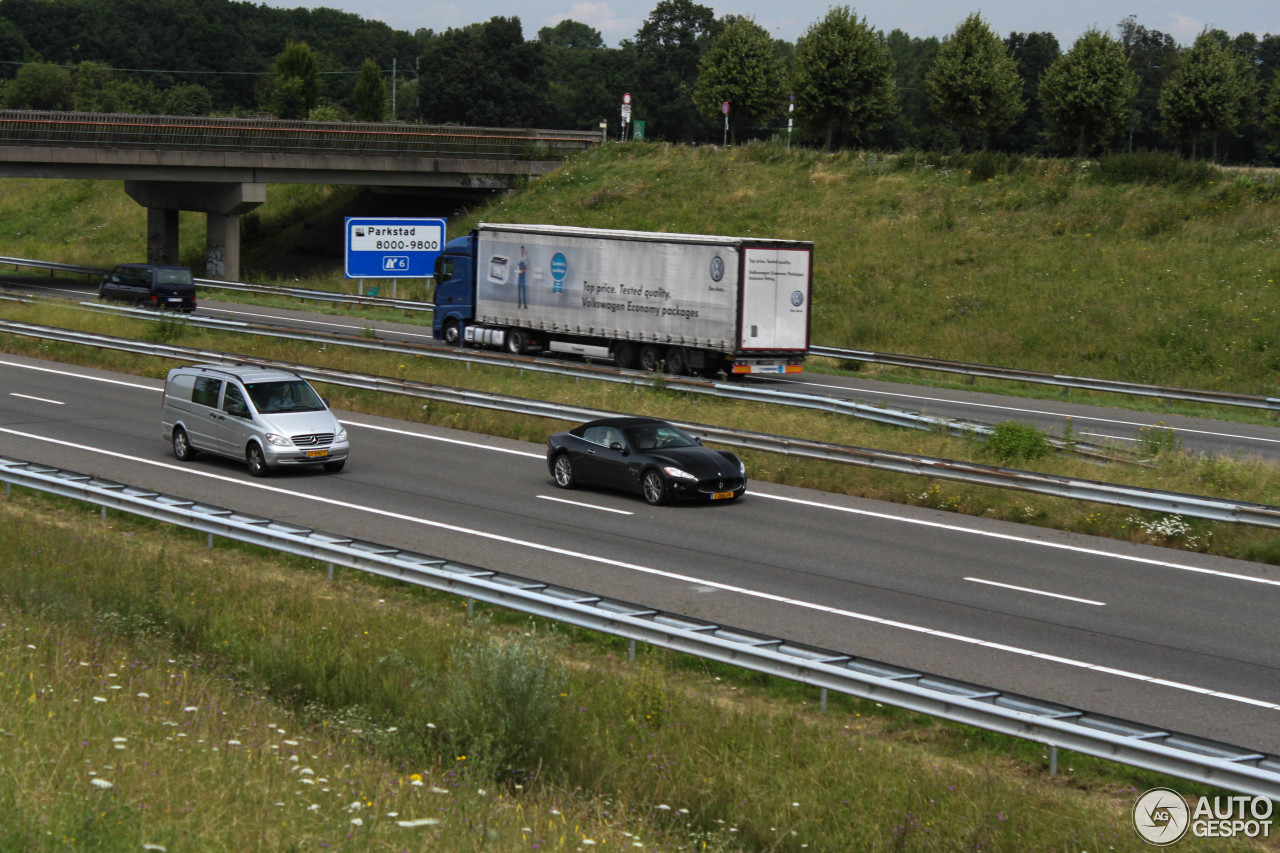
left=305, top=450, right=329, bottom=458
left=711, top=491, right=734, bottom=500
left=167, top=297, right=182, bottom=303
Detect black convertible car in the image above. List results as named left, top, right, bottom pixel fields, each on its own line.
left=546, top=417, right=746, bottom=505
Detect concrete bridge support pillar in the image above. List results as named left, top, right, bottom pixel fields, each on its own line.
left=124, top=181, right=267, bottom=280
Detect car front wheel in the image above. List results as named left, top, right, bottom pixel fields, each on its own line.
left=552, top=453, right=576, bottom=488
left=642, top=469, right=667, bottom=505
left=246, top=444, right=269, bottom=477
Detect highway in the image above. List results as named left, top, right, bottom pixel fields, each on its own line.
left=6, top=269, right=1277, bottom=462
left=2, top=351, right=1278, bottom=754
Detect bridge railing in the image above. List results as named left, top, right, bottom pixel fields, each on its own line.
left=0, top=110, right=602, bottom=159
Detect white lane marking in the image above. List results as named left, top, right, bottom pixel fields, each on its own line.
left=965, top=577, right=1105, bottom=606
left=537, top=495, right=633, bottom=515
left=200, top=307, right=436, bottom=340
left=10, top=393, right=64, bottom=405
left=752, top=491, right=1280, bottom=588
left=0, top=359, right=159, bottom=391
left=765, top=377, right=1280, bottom=446
left=1, top=426, right=1277, bottom=712
left=345, top=419, right=542, bottom=457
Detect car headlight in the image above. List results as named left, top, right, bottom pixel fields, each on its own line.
left=738, top=458, right=747, bottom=476
left=335, top=427, right=348, bottom=443
left=662, top=466, right=696, bottom=480
left=265, top=433, right=292, bottom=447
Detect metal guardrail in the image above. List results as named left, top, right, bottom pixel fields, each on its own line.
left=1, top=455, right=1276, bottom=798
left=3, top=318, right=1279, bottom=529
left=811, top=345, right=1280, bottom=415
left=0, top=110, right=602, bottom=160
left=3, top=253, right=1272, bottom=415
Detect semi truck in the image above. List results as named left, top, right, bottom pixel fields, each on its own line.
left=431, top=223, right=813, bottom=376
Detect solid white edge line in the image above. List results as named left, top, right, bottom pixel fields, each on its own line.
left=1, top=424, right=1277, bottom=713
left=965, top=576, right=1106, bottom=606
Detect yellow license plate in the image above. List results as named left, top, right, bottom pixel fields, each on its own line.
left=711, top=491, right=734, bottom=500
left=305, top=449, right=329, bottom=458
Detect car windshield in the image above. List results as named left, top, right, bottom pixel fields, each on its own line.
left=623, top=423, right=698, bottom=451
left=245, top=380, right=325, bottom=413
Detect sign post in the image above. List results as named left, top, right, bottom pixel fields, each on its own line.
left=621, top=92, right=632, bottom=142
left=722, top=101, right=729, bottom=146
left=344, top=217, right=445, bottom=282
left=787, top=95, right=794, bottom=150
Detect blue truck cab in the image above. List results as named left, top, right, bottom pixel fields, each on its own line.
left=432, top=232, right=476, bottom=345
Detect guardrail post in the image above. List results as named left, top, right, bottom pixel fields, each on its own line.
left=820, top=687, right=828, bottom=712
left=327, top=562, right=334, bottom=581
left=1048, top=745, right=1058, bottom=776
left=466, top=598, right=474, bottom=619
left=629, top=639, right=636, bottom=662
left=207, top=532, right=213, bottom=549
left=101, top=505, right=106, bottom=522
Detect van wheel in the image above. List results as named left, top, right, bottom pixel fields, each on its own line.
left=246, top=444, right=269, bottom=477
left=323, top=459, right=346, bottom=472
left=172, top=427, right=196, bottom=461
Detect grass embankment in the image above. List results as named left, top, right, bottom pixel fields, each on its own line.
left=3, top=492, right=1269, bottom=852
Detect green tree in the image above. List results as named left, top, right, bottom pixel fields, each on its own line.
left=4, top=61, right=72, bottom=110
left=418, top=17, right=551, bottom=127
left=160, top=83, right=213, bottom=116
left=630, top=0, right=721, bottom=142
left=926, top=13, right=1024, bottom=149
left=998, top=32, right=1059, bottom=154
left=1159, top=30, right=1255, bottom=160
left=877, top=30, right=942, bottom=150
left=791, top=6, right=897, bottom=150
left=538, top=19, right=604, bottom=49
left=1039, top=28, right=1137, bottom=156
left=271, top=40, right=320, bottom=119
left=693, top=16, right=785, bottom=143
left=1264, top=75, right=1280, bottom=158
left=352, top=58, right=388, bottom=121
left=1118, top=16, right=1179, bottom=153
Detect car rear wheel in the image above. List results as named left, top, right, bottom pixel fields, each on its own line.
left=172, top=426, right=196, bottom=461
left=642, top=469, right=667, bottom=505
left=246, top=444, right=269, bottom=477
left=552, top=453, right=576, bottom=488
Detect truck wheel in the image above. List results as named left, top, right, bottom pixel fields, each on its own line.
left=505, top=329, right=526, bottom=354
left=613, top=341, right=637, bottom=369
left=442, top=319, right=462, bottom=346
left=639, top=344, right=662, bottom=372
left=664, top=347, right=688, bottom=376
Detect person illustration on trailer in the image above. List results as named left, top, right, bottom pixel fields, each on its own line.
left=517, top=246, right=529, bottom=308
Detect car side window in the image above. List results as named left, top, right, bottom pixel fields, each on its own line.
left=222, top=382, right=248, bottom=416
left=583, top=426, right=624, bottom=447
left=192, top=377, right=221, bottom=407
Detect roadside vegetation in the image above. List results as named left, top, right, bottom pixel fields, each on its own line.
left=1, top=492, right=1270, bottom=852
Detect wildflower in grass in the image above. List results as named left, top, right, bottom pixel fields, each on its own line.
left=183, top=706, right=198, bottom=712
left=397, top=818, right=441, bottom=827
left=90, top=778, right=114, bottom=789
left=136, top=692, right=149, bottom=698
left=351, top=818, right=363, bottom=826
left=93, top=696, right=107, bottom=703
left=431, top=786, right=448, bottom=794
left=411, top=779, right=424, bottom=787
left=142, top=845, right=167, bottom=852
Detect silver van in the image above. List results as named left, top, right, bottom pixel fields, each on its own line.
left=161, top=364, right=349, bottom=476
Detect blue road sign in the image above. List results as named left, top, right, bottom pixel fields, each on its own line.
left=344, top=217, right=445, bottom=279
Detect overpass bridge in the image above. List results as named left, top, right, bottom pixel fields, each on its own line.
left=0, top=110, right=601, bottom=279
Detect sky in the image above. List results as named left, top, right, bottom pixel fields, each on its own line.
left=275, top=0, right=1277, bottom=48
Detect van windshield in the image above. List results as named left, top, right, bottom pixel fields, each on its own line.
left=245, top=380, right=325, bottom=414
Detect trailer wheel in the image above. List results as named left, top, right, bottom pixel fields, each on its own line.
left=664, top=347, right=688, bottom=376
left=613, top=341, right=637, bottom=369
left=442, top=319, right=462, bottom=346
left=505, top=329, right=526, bottom=354
left=639, top=344, right=662, bottom=372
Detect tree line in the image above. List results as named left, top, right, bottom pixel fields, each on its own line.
left=1, top=0, right=1278, bottom=164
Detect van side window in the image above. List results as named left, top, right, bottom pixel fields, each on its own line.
left=222, top=383, right=247, bottom=416
left=192, top=377, right=221, bottom=407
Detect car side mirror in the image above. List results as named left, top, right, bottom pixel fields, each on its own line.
left=227, top=401, right=248, bottom=417
left=695, top=436, right=703, bottom=445
left=610, top=441, right=626, bottom=455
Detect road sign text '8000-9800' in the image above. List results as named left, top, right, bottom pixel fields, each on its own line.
left=344, top=217, right=445, bottom=279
